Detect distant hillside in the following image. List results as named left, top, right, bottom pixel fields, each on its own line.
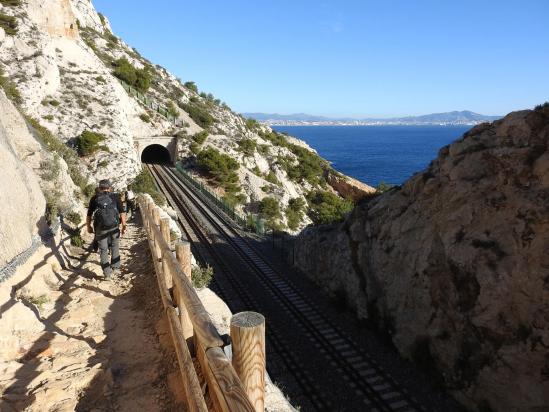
left=243, top=110, right=502, bottom=126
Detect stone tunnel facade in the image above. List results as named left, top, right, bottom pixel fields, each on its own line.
left=135, top=136, right=178, bottom=164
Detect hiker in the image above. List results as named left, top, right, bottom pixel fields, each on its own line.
left=126, top=188, right=136, bottom=218
left=86, top=179, right=126, bottom=279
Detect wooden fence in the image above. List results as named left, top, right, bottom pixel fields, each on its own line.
left=139, top=196, right=266, bottom=412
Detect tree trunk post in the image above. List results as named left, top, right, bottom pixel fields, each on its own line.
left=230, top=312, right=266, bottom=412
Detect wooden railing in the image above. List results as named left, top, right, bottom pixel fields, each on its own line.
left=139, top=196, right=266, bottom=411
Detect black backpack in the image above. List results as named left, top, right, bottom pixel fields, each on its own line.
left=94, top=193, right=119, bottom=230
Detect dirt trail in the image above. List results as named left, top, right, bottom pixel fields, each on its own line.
left=0, top=219, right=183, bottom=411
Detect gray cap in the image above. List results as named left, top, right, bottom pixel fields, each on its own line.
left=98, top=179, right=112, bottom=189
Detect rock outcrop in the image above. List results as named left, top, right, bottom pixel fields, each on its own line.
left=295, top=106, right=549, bottom=411
left=0, top=91, right=45, bottom=266
left=326, top=170, right=376, bottom=201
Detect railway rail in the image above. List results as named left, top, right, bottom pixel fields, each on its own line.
left=148, top=163, right=425, bottom=412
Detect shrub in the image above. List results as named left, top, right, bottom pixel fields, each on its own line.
left=98, top=12, right=106, bottom=26
left=184, top=81, right=198, bottom=93
left=237, top=138, right=256, bottom=155
left=285, top=197, right=305, bottom=230
left=0, top=13, right=17, bottom=35
left=196, top=147, right=239, bottom=187
left=97, top=160, right=108, bottom=168
left=70, top=233, right=84, bottom=247
left=180, top=101, right=214, bottom=129
left=376, top=181, right=394, bottom=193
left=259, top=196, right=282, bottom=230
left=49, top=99, right=60, bottom=106
left=76, top=130, right=106, bottom=156
left=265, top=170, right=280, bottom=185
left=189, top=142, right=200, bottom=155
left=113, top=57, right=151, bottom=92
left=42, top=114, right=54, bottom=121
left=95, top=75, right=106, bottom=84
left=192, top=130, right=208, bottom=145
left=191, top=264, right=213, bottom=288
left=167, top=100, right=178, bottom=118
left=0, top=0, right=22, bottom=6
left=246, top=118, right=260, bottom=130
left=222, top=191, right=246, bottom=208
left=65, top=211, right=82, bottom=226
left=0, top=67, right=22, bottom=104
left=129, top=168, right=166, bottom=206
left=306, top=190, right=353, bottom=225
left=40, top=154, right=61, bottom=181
left=535, top=102, right=549, bottom=110
left=139, top=112, right=151, bottom=123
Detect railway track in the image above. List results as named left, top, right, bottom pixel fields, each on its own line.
left=148, top=163, right=425, bottom=412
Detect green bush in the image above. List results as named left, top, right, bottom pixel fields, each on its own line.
left=0, top=67, right=22, bottom=104
left=246, top=118, right=260, bottom=131
left=167, top=100, right=178, bottom=118
left=192, top=130, right=208, bottom=145
left=189, top=142, right=200, bottom=155
left=376, top=181, right=394, bottom=193
left=306, top=190, right=353, bottom=225
left=0, top=13, right=17, bottom=35
left=65, top=211, right=82, bottom=226
left=265, top=170, right=280, bottom=185
left=184, top=81, right=198, bottom=93
left=70, top=233, right=84, bottom=247
left=237, top=138, right=256, bottom=155
left=196, top=147, right=239, bottom=187
left=40, top=155, right=61, bottom=181
left=535, top=102, right=549, bottom=110
left=139, top=113, right=151, bottom=123
left=0, top=0, right=22, bottom=6
left=180, top=101, right=214, bottom=129
left=76, top=130, right=106, bottom=156
left=113, top=57, right=151, bottom=93
left=191, top=264, right=213, bottom=288
left=42, top=115, right=54, bottom=121
left=285, top=197, right=305, bottom=230
left=259, top=197, right=282, bottom=230
left=129, top=169, right=166, bottom=206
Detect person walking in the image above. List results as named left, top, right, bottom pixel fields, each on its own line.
left=86, top=179, right=126, bottom=279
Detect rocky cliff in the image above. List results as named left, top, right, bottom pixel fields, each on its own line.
left=294, top=105, right=549, bottom=411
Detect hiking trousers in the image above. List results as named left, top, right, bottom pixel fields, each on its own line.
left=96, top=228, right=120, bottom=276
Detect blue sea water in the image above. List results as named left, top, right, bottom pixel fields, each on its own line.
left=272, top=125, right=471, bottom=187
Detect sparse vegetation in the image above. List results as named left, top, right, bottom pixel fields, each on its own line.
left=264, top=170, right=280, bottom=185
left=376, top=181, right=394, bottom=193
left=40, top=154, right=61, bottom=181
left=285, top=197, right=305, bottom=230
left=196, top=147, right=239, bottom=187
left=306, top=190, right=353, bottom=225
left=129, top=169, right=166, bottom=206
left=535, top=102, right=549, bottom=110
left=237, top=138, right=257, bottom=155
left=184, top=81, right=198, bottom=93
left=75, top=130, right=107, bottom=157
left=180, top=100, right=214, bottom=129
left=0, top=0, right=22, bottom=6
left=0, top=66, right=22, bottom=104
left=42, top=114, right=54, bottom=121
left=65, top=211, right=82, bottom=226
left=139, top=112, right=151, bottom=123
left=0, top=13, right=18, bottom=35
left=167, top=100, right=178, bottom=118
left=95, top=75, right=106, bottom=84
left=26, top=117, right=92, bottom=200
left=70, top=233, right=84, bottom=247
left=246, top=118, right=260, bottom=131
left=192, top=130, right=208, bottom=145
left=113, top=57, right=151, bottom=93
left=191, top=264, right=213, bottom=288
left=259, top=196, right=283, bottom=230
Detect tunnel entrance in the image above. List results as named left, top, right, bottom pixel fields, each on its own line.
left=141, top=144, right=172, bottom=164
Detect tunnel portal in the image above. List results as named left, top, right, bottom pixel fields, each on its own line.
left=141, top=144, right=172, bottom=164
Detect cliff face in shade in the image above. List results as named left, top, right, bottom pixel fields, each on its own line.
left=294, top=106, right=549, bottom=411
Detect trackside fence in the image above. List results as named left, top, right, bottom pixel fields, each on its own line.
left=174, top=163, right=265, bottom=235
left=139, top=196, right=266, bottom=412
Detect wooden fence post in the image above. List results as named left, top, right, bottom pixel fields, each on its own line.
left=230, top=312, right=266, bottom=412
left=175, top=241, right=194, bottom=351
left=152, top=207, right=162, bottom=260
left=160, top=217, right=173, bottom=289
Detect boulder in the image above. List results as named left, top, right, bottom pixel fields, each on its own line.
left=295, top=105, right=549, bottom=411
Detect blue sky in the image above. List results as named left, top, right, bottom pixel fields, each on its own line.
left=93, top=0, right=548, bottom=117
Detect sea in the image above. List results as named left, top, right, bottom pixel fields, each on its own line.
left=272, top=125, right=471, bottom=187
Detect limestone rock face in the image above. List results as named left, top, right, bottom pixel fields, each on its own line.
left=295, top=106, right=549, bottom=411
left=326, top=171, right=376, bottom=201
left=0, top=91, right=45, bottom=266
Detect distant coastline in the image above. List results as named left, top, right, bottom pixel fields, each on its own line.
left=243, top=110, right=501, bottom=127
